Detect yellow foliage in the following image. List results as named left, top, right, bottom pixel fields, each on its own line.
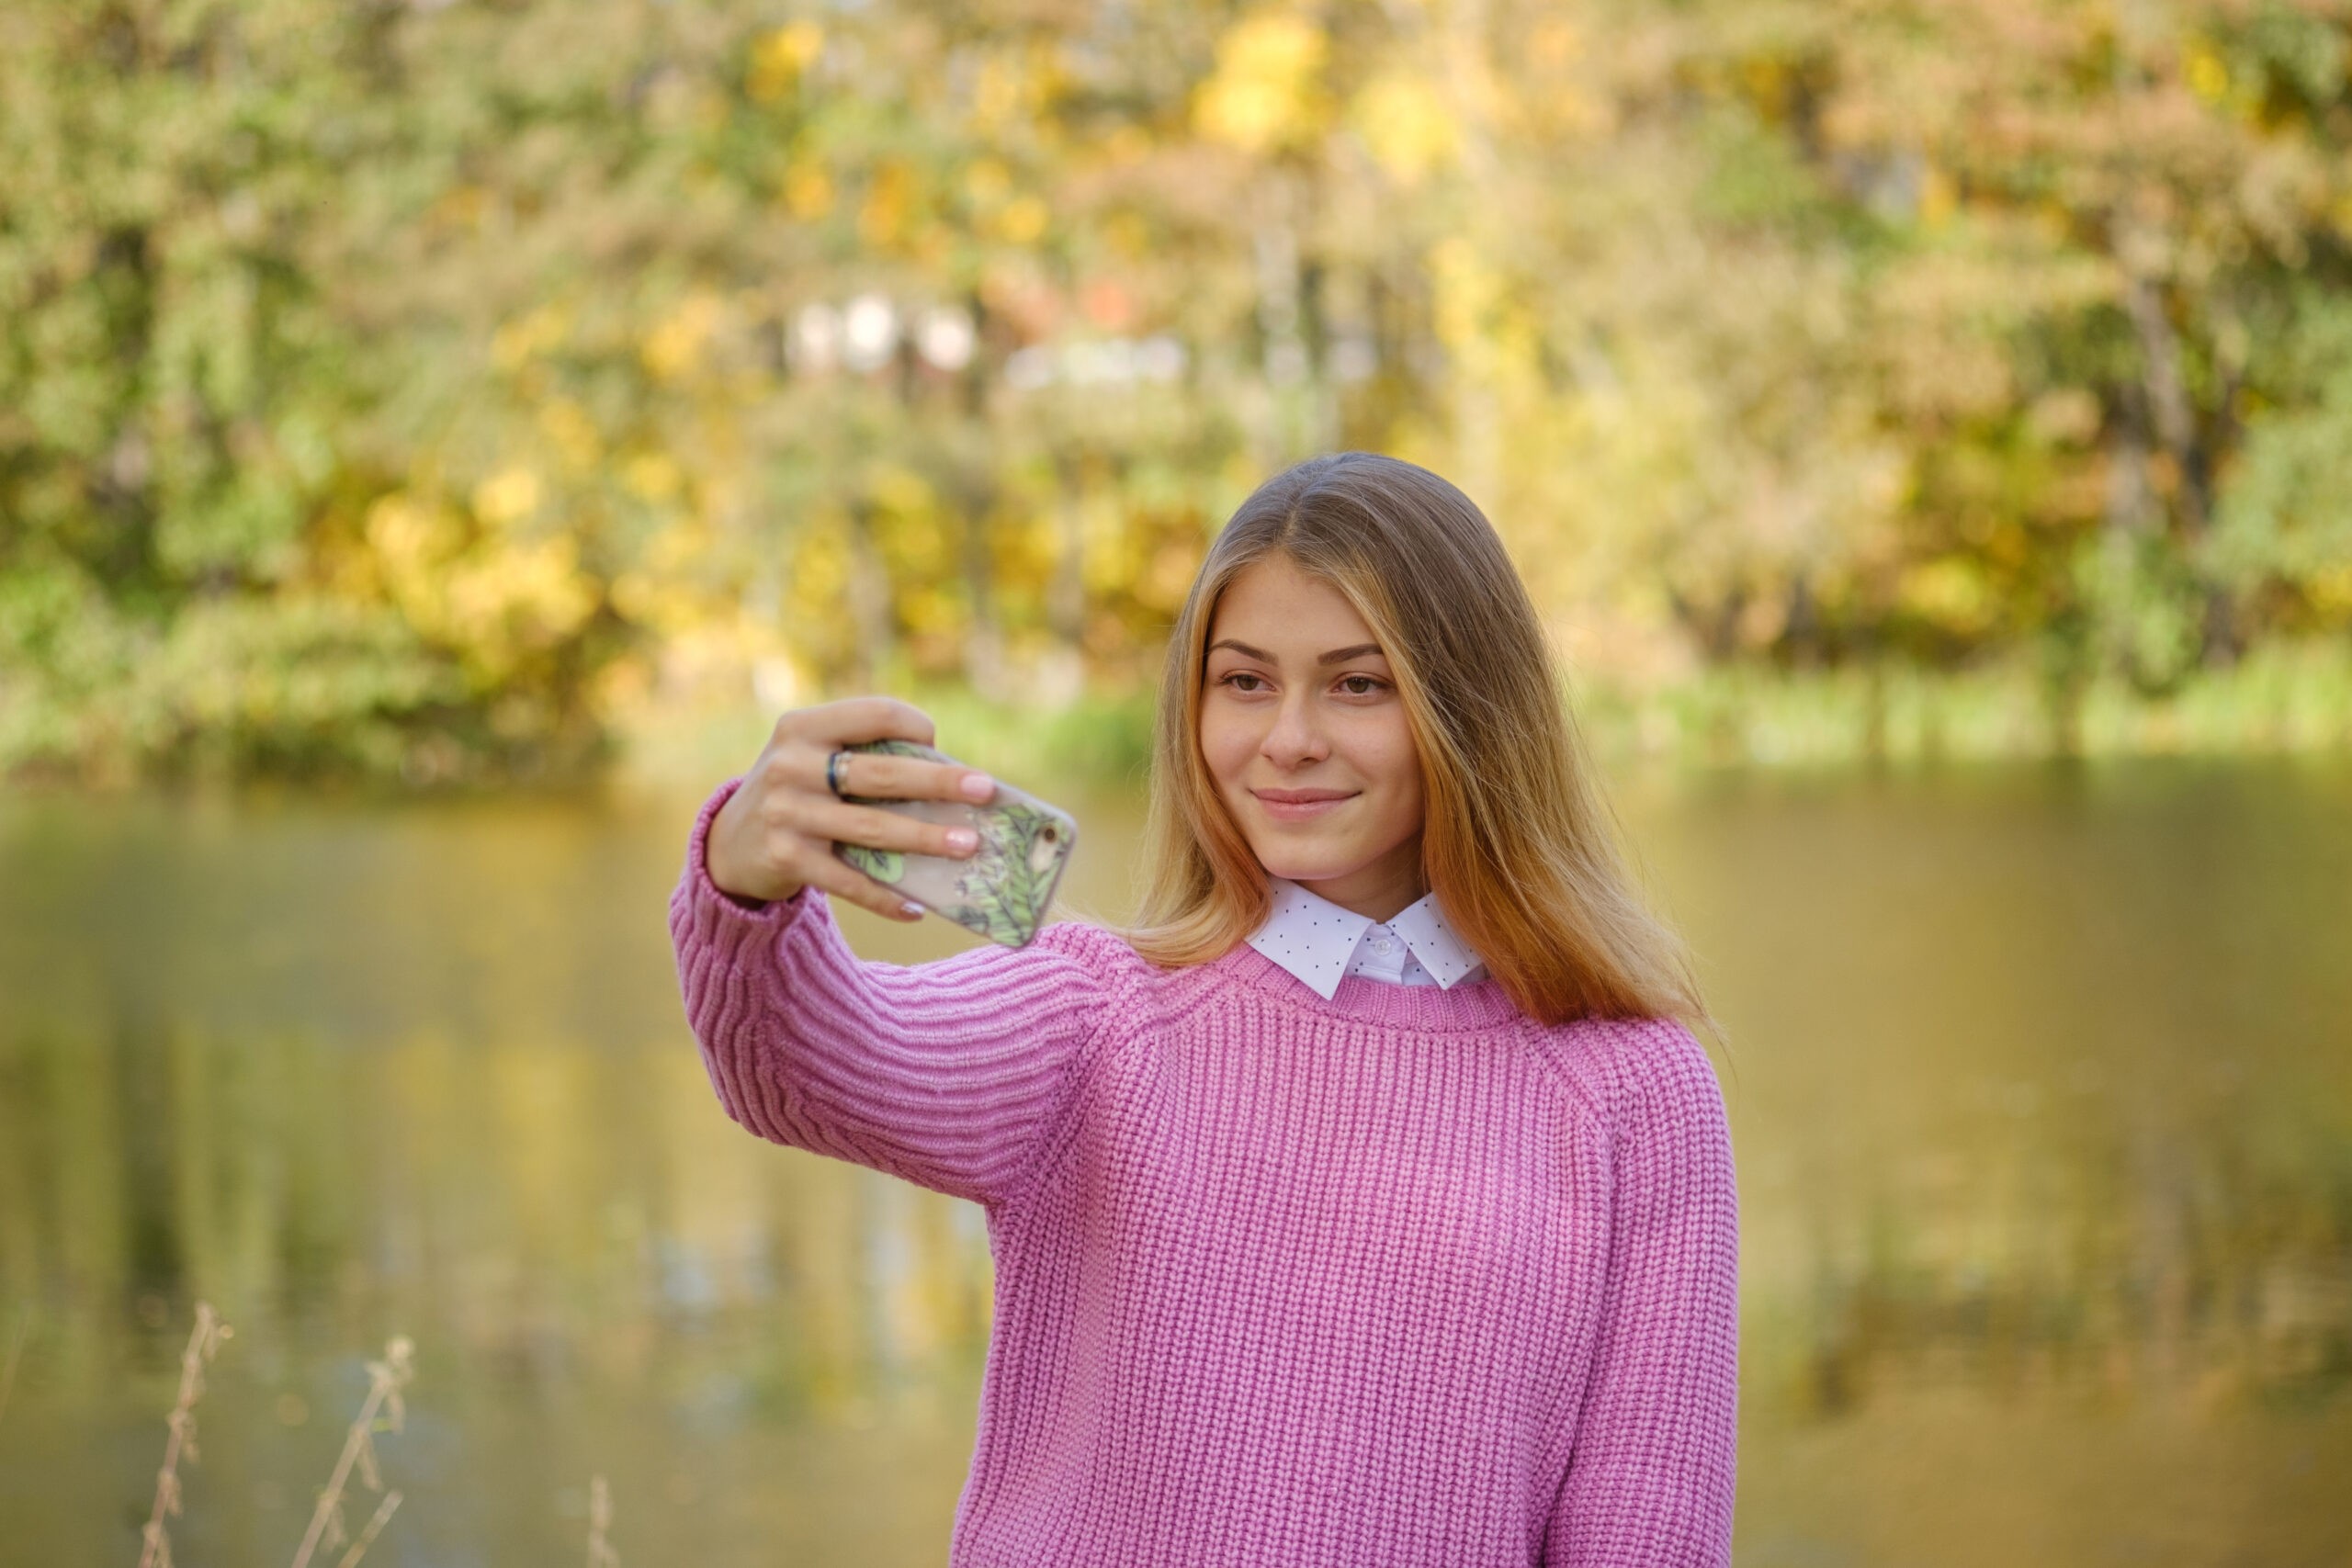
left=881, top=512, right=948, bottom=576
left=2310, top=563, right=2352, bottom=619
left=899, top=583, right=965, bottom=636
left=1195, top=14, right=1329, bottom=154
left=366, top=489, right=598, bottom=677
left=643, top=515, right=711, bottom=573
left=860, top=163, right=914, bottom=249
left=2027, top=387, right=2101, bottom=446
left=429, top=184, right=489, bottom=237
left=793, top=526, right=852, bottom=603
left=1530, top=20, right=1581, bottom=68
left=625, top=451, right=684, bottom=504
left=1429, top=236, right=1497, bottom=350
left=537, top=399, right=601, bottom=468
left=870, top=465, right=935, bottom=515
left=1012, top=512, right=1065, bottom=587
left=1082, top=526, right=1140, bottom=598
left=472, top=466, right=544, bottom=527
left=1351, top=73, right=1460, bottom=183
left=443, top=535, right=599, bottom=672
left=366, top=494, right=462, bottom=581
left=998, top=195, right=1049, bottom=244
left=611, top=570, right=709, bottom=636
left=641, top=293, right=724, bottom=382
left=965, top=159, right=1012, bottom=205
left=1920, top=163, right=1958, bottom=227
left=1107, top=211, right=1151, bottom=257
left=1520, top=19, right=1605, bottom=136
left=973, top=55, right=1028, bottom=129
left=1429, top=236, right=1543, bottom=390
left=1898, top=557, right=1997, bottom=636
left=492, top=306, right=568, bottom=371
left=2184, top=44, right=2229, bottom=105
left=689, top=88, right=729, bottom=136
left=783, top=163, right=834, bottom=220
left=1141, top=540, right=1203, bottom=613
left=749, top=22, right=824, bottom=104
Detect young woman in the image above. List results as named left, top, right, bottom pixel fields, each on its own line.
left=675, top=453, right=1737, bottom=1567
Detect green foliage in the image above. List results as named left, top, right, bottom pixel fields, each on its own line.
left=2208, top=291, right=2352, bottom=623
left=3, top=0, right=2349, bottom=784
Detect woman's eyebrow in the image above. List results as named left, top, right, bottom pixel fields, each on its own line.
left=1205, top=638, right=1387, bottom=666
left=1317, top=643, right=1385, bottom=666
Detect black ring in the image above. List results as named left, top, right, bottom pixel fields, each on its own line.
left=825, top=750, right=853, bottom=799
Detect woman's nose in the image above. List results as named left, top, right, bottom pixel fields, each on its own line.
left=1261, top=694, right=1329, bottom=766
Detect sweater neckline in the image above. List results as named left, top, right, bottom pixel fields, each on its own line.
left=1206, top=942, right=1528, bottom=1033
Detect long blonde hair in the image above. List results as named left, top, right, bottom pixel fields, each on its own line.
left=1124, top=452, right=1705, bottom=1029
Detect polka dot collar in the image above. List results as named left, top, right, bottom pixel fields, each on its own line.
left=1245, top=877, right=1487, bottom=1001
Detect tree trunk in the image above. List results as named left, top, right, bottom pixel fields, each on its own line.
left=844, top=502, right=895, bottom=692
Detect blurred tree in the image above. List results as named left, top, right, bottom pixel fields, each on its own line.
left=1, top=0, right=2346, bottom=781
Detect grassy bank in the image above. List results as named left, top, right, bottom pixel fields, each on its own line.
left=618, top=639, right=2352, bottom=798
left=617, top=684, right=1163, bottom=801
left=1587, top=640, right=2352, bottom=773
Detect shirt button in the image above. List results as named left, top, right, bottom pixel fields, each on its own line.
left=1371, top=938, right=1396, bottom=955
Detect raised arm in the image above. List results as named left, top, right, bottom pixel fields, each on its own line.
left=673, top=697, right=1109, bottom=1209
left=1545, top=1021, right=1740, bottom=1568
left=673, top=783, right=1107, bottom=1207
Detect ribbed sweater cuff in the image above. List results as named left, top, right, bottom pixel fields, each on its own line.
left=678, top=776, right=813, bottom=946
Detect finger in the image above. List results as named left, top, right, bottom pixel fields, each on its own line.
left=797, top=850, right=926, bottom=922
left=827, top=750, right=994, bottom=806
left=793, top=798, right=982, bottom=860
left=790, top=696, right=937, bottom=750
left=741, top=738, right=967, bottom=815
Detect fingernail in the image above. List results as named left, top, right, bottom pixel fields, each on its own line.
left=959, top=772, right=995, bottom=802
left=944, top=828, right=979, bottom=853
left=900, top=901, right=925, bottom=919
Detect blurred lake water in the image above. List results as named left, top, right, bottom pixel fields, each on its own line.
left=2, top=760, right=2349, bottom=1565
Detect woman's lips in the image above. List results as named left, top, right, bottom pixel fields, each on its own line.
left=1251, top=787, right=1357, bottom=822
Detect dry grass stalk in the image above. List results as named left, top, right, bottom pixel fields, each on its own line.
left=137, top=1302, right=232, bottom=1568
left=586, top=1474, right=619, bottom=1568
left=0, top=1304, right=28, bottom=1426
left=332, top=1489, right=402, bottom=1568
left=288, top=1335, right=414, bottom=1568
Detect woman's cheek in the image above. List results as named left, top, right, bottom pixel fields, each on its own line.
left=1197, top=701, right=1253, bottom=792
left=1367, top=713, right=1424, bottom=833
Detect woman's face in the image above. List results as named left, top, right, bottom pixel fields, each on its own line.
left=1199, top=554, right=1426, bottom=921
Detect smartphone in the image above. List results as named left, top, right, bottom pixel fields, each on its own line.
left=833, top=739, right=1080, bottom=948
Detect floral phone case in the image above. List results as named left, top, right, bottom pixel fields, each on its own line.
left=833, top=739, right=1079, bottom=948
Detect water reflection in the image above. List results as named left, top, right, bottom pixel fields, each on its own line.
left=1, top=762, right=2348, bottom=1564
left=0, top=792, right=1014, bottom=1565
left=1651, top=769, right=2352, bottom=1417
left=1643, top=763, right=2352, bottom=1566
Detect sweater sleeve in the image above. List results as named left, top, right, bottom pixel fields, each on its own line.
left=667, top=780, right=1110, bottom=1208
left=1545, top=1021, right=1739, bottom=1568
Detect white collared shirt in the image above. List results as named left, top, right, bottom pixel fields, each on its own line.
left=1246, top=877, right=1487, bottom=1000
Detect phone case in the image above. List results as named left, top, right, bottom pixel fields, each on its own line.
left=833, top=739, right=1079, bottom=948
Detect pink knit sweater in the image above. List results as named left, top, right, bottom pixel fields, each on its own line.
left=672, top=785, right=1738, bottom=1567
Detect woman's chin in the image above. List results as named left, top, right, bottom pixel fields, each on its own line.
left=1247, top=840, right=1371, bottom=887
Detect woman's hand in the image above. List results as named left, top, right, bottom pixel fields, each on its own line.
left=707, top=697, right=996, bottom=919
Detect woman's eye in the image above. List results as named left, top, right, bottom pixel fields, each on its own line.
left=1222, top=672, right=1267, bottom=694
left=1337, top=675, right=1384, bottom=696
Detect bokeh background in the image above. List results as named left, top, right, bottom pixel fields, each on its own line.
left=2, top=0, right=2350, bottom=1563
